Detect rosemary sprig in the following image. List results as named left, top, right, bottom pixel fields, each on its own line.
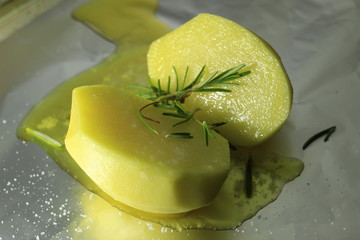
left=131, top=64, right=251, bottom=146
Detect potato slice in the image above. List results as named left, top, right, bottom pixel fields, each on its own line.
left=147, top=14, right=292, bottom=147
left=65, top=85, right=230, bottom=214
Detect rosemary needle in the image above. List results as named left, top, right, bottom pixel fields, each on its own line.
left=245, top=153, right=253, bottom=199
left=165, top=132, right=194, bottom=139
left=302, top=126, right=336, bottom=150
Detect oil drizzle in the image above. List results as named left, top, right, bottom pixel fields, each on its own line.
left=17, top=0, right=304, bottom=231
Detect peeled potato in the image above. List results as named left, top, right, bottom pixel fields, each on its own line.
left=147, top=13, right=292, bottom=147
left=65, top=85, right=230, bottom=214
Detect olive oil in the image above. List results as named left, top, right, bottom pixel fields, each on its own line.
left=17, top=0, right=303, bottom=232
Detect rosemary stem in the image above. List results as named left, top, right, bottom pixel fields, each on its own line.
left=139, top=102, right=160, bottom=123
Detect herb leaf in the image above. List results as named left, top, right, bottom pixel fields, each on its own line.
left=245, top=153, right=253, bottom=198
left=302, top=126, right=337, bottom=150
left=136, top=110, right=159, bottom=135
left=134, top=64, right=251, bottom=145
left=166, top=132, right=194, bottom=139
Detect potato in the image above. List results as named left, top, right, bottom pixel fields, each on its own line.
left=148, top=14, right=292, bottom=146
left=65, top=85, right=230, bottom=214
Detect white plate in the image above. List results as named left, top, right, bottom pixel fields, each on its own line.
left=1, top=0, right=359, bottom=239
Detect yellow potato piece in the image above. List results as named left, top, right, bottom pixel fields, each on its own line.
left=147, top=14, right=293, bottom=147
left=65, top=85, right=230, bottom=214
